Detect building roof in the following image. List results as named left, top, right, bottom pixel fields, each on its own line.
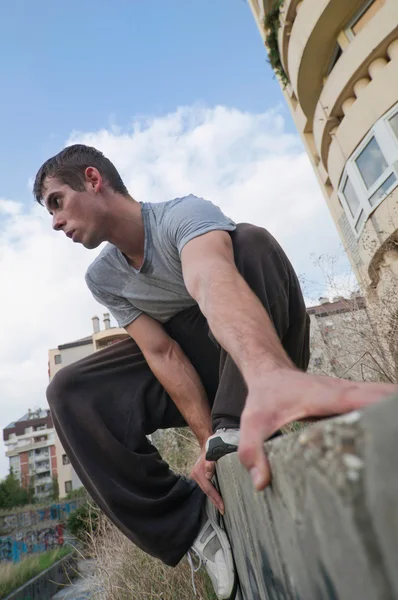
left=307, top=296, right=366, bottom=317
left=4, top=409, right=50, bottom=430
left=58, top=335, right=93, bottom=350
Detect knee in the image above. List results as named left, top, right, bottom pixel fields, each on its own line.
left=233, top=224, right=275, bottom=257
left=47, top=363, right=80, bottom=412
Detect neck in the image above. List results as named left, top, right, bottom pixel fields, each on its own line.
left=105, top=195, right=145, bottom=269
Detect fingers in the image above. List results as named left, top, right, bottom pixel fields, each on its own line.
left=238, top=408, right=271, bottom=491
left=191, top=457, right=224, bottom=514
left=200, top=477, right=224, bottom=515
left=205, top=460, right=215, bottom=480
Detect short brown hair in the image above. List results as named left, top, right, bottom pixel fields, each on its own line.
left=33, top=144, right=129, bottom=204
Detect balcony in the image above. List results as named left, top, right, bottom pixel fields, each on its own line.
left=35, top=472, right=52, bottom=484
left=6, top=437, right=52, bottom=457
left=35, top=450, right=50, bottom=459
left=313, top=0, right=397, bottom=169
left=288, top=0, right=365, bottom=119
left=35, top=462, right=50, bottom=474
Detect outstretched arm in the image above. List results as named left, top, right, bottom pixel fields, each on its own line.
left=181, top=230, right=395, bottom=489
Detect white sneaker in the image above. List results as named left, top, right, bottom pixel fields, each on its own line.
left=187, top=498, right=236, bottom=599
left=205, top=429, right=240, bottom=462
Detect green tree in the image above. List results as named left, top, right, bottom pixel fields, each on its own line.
left=0, top=469, right=31, bottom=510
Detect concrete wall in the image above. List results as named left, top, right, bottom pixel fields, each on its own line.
left=4, top=553, right=77, bottom=600
left=217, top=395, right=398, bottom=599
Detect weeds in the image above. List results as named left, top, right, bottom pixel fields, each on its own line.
left=80, top=428, right=217, bottom=600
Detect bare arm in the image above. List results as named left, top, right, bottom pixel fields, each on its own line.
left=181, top=231, right=395, bottom=490
left=125, top=314, right=224, bottom=512
left=181, top=231, right=294, bottom=383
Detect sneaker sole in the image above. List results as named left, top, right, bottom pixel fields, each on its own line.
left=206, top=438, right=238, bottom=462
left=207, top=499, right=237, bottom=600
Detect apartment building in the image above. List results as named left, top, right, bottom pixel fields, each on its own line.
left=307, top=293, right=390, bottom=381
left=3, top=409, right=57, bottom=498
left=49, top=314, right=129, bottom=498
left=249, top=0, right=398, bottom=361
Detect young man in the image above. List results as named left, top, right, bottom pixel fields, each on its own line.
left=34, top=144, right=395, bottom=599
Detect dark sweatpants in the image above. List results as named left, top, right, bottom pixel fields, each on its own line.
left=47, top=224, right=309, bottom=567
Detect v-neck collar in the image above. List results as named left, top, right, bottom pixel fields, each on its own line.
left=117, top=202, right=152, bottom=274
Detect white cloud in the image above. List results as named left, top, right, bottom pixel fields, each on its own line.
left=0, top=104, right=346, bottom=477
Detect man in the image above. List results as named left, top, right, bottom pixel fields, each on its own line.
left=34, top=144, right=395, bottom=599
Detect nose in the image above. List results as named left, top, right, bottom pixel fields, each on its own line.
left=52, top=214, right=66, bottom=231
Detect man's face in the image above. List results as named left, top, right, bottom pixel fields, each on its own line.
left=43, top=176, right=106, bottom=249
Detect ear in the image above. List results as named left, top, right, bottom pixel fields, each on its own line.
left=85, top=167, right=102, bottom=192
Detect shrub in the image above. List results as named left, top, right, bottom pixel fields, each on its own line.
left=66, top=501, right=98, bottom=543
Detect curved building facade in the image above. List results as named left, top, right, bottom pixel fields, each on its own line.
left=249, top=0, right=398, bottom=352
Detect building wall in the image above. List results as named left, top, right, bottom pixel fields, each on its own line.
left=249, top=0, right=398, bottom=369
left=50, top=445, right=57, bottom=476
left=54, top=431, right=75, bottom=499
left=307, top=296, right=390, bottom=381
left=48, top=342, right=94, bottom=380
left=19, top=451, right=29, bottom=489
left=50, top=316, right=129, bottom=498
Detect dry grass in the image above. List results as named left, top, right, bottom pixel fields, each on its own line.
left=83, top=428, right=217, bottom=600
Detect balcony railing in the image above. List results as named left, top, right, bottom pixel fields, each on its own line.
left=35, top=463, right=50, bottom=473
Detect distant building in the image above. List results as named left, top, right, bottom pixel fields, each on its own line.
left=49, top=314, right=129, bottom=498
left=3, top=409, right=57, bottom=498
left=307, top=293, right=388, bottom=381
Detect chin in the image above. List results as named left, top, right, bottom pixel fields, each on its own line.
left=83, top=237, right=102, bottom=250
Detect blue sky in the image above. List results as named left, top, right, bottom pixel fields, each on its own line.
left=0, top=1, right=349, bottom=478
left=0, top=0, right=288, bottom=204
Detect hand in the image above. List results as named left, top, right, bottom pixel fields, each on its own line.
left=190, top=450, right=225, bottom=514
left=238, top=368, right=396, bottom=491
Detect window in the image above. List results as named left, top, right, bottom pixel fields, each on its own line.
left=345, top=0, right=386, bottom=40
left=342, top=177, right=360, bottom=217
left=338, top=103, right=398, bottom=236
left=54, top=354, right=62, bottom=365
left=356, top=138, right=388, bottom=189
left=65, top=480, right=73, bottom=494
left=389, top=112, right=398, bottom=140
left=326, top=43, right=343, bottom=76
left=62, top=454, right=71, bottom=466
left=10, top=456, right=20, bottom=469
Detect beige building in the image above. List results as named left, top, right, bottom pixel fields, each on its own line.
left=49, top=314, right=129, bottom=498
left=249, top=0, right=398, bottom=361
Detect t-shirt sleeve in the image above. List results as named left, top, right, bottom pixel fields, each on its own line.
left=85, top=271, right=143, bottom=328
left=164, top=195, right=236, bottom=254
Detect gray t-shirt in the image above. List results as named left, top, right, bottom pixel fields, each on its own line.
left=85, top=195, right=236, bottom=327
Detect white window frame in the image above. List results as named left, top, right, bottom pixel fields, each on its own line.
left=338, top=103, right=398, bottom=237
left=345, top=0, right=378, bottom=41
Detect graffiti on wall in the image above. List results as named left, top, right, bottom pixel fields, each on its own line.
left=0, top=500, right=84, bottom=536
left=0, top=499, right=85, bottom=562
left=0, top=523, right=65, bottom=562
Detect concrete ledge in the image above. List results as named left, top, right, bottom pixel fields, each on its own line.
left=4, top=553, right=77, bottom=600
left=216, top=396, right=398, bottom=600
